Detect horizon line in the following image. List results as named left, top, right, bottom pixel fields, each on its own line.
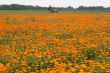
left=0, top=3, right=110, bottom=8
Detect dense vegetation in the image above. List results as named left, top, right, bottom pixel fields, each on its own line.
left=0, top=4, right=110, bottom=10
left=0, top=13, right=110, bottom=73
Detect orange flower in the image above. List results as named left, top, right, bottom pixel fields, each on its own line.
left=6, top=63, right=11, bottom=69
left=49, top=70, right=56, bottom=73
left=0, top=63, right=4, bottom=69
left=16, top=70, right=22, bottom=73
left=0, top=63, right=6, bottom=72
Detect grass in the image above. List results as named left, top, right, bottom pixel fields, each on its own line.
left=0, top=10, right=49, bottom=14
left=60, top=10, right=110, bottom=13
left=0, top=10, right=110, bottom=14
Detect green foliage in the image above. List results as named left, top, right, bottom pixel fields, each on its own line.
left=55, top=33, right=73, bottom=39
left=81, top=48, right=99, bottom=60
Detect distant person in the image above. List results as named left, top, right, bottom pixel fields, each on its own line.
left=48, top=5, right=59, bottom=13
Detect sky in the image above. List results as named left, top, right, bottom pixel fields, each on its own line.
left=0, top=0, right=110, bottom=8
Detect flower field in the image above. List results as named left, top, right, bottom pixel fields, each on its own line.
left=0, top=13, right=110, bottom=73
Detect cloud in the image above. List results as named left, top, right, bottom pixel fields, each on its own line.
left=0, top=0, right=110, bottom=7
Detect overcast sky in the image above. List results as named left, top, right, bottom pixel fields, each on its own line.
left=0, top=0, right=110, bottom=8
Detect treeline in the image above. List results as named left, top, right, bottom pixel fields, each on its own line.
left=77, top=6, right=110, bottom=10
left=0, top=4, right=46, bottom=10
left=0, top=4, right=110, bottom=10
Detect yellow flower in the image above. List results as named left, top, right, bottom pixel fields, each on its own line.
left=78, top=69, right=85, bottom=73
left=16, top=70, right=22, bottom=73
left=21, top=61, right=27, bottom=66
left=68, top=63, right=72, bottom=66
left=81, top=64, right=87, bottom=68
left=71, top=68, right=76, bottom=72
